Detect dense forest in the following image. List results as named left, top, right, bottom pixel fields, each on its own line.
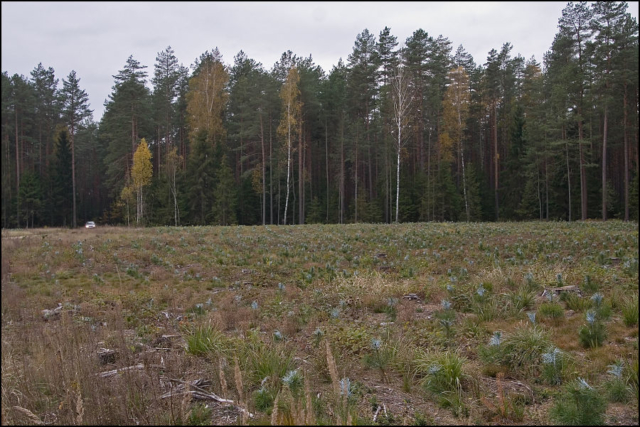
left=2, top=1, right=638, bottom=229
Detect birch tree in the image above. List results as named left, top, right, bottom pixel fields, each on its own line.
left=390, top=65, right=413, bottom=223
left=132, top=138, right=152, bottom=225
left=277, top=66, right=301, bottom=225
left=187, top=48, right=228, bottom=145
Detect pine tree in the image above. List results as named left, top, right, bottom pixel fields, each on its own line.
left=558, top=1, right=593, bottom=220
left=442, top=66, right=471, bottom=220
left=60, top=70, right=92, bottom=228
left=152, top=46, right=180, bottom=171
left=102, top=55, right=152, bottom=203
left=347, top=29, right=379, bottom=222
left=213, top=154, right=237, bottom=225
left=53, top=127, right=73, bottom=227
left=590, top=1, right=628, bottom=220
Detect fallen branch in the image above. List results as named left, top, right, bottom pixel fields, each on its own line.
left=372, top=405, right=381, bottom=423
left=160, top=377, right=254, bottom=418
left=96, top=363, right=144, bottom=378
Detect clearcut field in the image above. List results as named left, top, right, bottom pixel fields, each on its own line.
left=2, top=221, right=638, bottom=425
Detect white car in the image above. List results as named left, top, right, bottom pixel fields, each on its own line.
left=85, top=221, right=96, bottom=229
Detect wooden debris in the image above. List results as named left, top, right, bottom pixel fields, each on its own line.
left=41, top=303, right=62, bottom=321
left=373, top=405, right=381, bottom=423
left=96, top=363, right=144, bottom=378
left=403, top=293, right=420, bottom=301
left=96, top=348, right=117, bottom=365
left=542, top=285, right=582, bottom=297
left=160, top=377, right=254, bottom=418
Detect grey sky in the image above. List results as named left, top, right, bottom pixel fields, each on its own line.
left=2, top=1, right=639, bottom=121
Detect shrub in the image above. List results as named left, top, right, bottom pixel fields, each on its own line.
left=549, top=378, right=607, bottom=425
left=578, top=311, right=607, bottom=349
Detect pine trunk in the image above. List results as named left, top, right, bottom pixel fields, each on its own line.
left=602, top=105, right=608, bottom=220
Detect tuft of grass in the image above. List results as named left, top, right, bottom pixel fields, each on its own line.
left=506, top=287, right=536, bottom=313
left=563, top=293, right=591, bottom=312
left=538, top=301, right=564, bottom=322
left=549, top=378, right=607, bottom=425
left=185, top=323, right=226, bottom=357
left=621, top=294, right=639, bottom=327
left=240, top=333, right=295, bottom=393
left=479, top=324, right=553, bottom=378
left=415, top=350, right=469, bottom=415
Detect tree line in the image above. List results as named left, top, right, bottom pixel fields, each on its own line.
left=2, top=1, right=638, bottom=229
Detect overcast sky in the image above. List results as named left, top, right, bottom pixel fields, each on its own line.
left=2, top=1, right=639, bottom=121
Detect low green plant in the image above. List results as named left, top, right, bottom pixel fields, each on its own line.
left=415, top=350, right=469, bottom=415
left=185, top=323, right=226, bottom=357
left=563, top=293, right=591, bottom=312
left=578, top=310, right=607, bottom=348
left=604, top=360, right=631, bottom=403
left=244, top=339, right=294, bottom=390
left=541, top=347, right=569, bottom=385
left=590, top=293, right=612, bottom=320
left=549, top=378, right=608, bottom=425
left=524, top=272, right=540, bottom=292
left=479, top=324, right=552, bottom=378
left=253, top=385, right=276, bottom=412
left=281, top=368, right=303, bottom=397
left=436, top=300, right=456, bottom=339
left=621, top=294, right=639, bottom=327
left=538, top=301, right=564, bottom=322
left=581, top=275, right=599, bottom=293
left=507, top=287, right=535, bottom=313
left=186, top=403, right=212, bottom=425
left=472, top=296, right=501, bottom=322
left=362, top=338, right=397, bottom=383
